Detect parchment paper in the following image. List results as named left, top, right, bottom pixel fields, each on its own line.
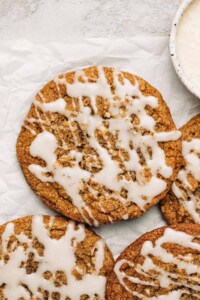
left=0, top=38, right=199, bottom=258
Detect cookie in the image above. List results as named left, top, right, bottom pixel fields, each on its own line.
left=0, top=215, right=114, bottom=299
left=106, top=224, right=200, bottom=299
left=17, top=66, right=181, bottom=225
left=161, top=114, right=200, bottom=224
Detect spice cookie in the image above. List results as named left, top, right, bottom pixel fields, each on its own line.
left=161, top=114, right=200, bottom=224
left=0, top=215, right=114, bottom=300
left=17, top=66, right=181, bottom=226
left=106, top=224, right=200, bottom=299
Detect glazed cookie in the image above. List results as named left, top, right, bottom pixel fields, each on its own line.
left=17, top=66, right=181, bottom=226
left=0, top=215, right=114, bottom=300
left=161, top=114, right=200, bottom=224
left=106, top=224, right=200, bottom=299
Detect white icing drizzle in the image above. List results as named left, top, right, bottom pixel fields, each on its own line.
left=0, top=216, right=106, bottom=300
left=152, top=290, right=183, bottom=300
left=172, top=138, right=200, bottom=223
left=26, top=67, right=181, bottom=224
left=115, top=228, right=200, bottom=299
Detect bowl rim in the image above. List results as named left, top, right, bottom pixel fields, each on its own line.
left=170, top=0, right=200, bottom=99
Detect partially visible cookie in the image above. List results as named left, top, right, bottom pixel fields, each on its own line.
left=17, top=66, right=181, bottom=225
left=161, top=114, right=200, bottom=224
left=0, top=215, right=114, bottom=300
left=106, top=224, right=200, bottom=299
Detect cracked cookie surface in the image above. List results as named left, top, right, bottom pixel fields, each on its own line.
left=161, top=114, right=200, bottom=224
left=17, top=66, right=181, bottom=225
left=0, top=215, right=114, bottom=300
left=106, top=224, right=200, bottom=299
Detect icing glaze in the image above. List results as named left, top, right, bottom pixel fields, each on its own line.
left=0, top=216, right=106, bottom=299
left=172, top=138, right=200, bottom=223
left=115, top=227, right=200, bottom=299
left=26, top=67, right=181, bottom=224
left=152, top=290, right=183, bottom=300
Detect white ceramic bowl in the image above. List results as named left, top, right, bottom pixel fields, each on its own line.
left=170, top=0, right=200, bottom=99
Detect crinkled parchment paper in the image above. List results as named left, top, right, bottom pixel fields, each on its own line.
left=0, top=38, right=199, bottom=257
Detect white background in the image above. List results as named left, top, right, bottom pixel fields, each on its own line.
left=0, top=0, right=182, bottom=40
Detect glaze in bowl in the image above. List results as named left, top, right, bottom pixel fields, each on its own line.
left=170, top=0, right=200, bottom=99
